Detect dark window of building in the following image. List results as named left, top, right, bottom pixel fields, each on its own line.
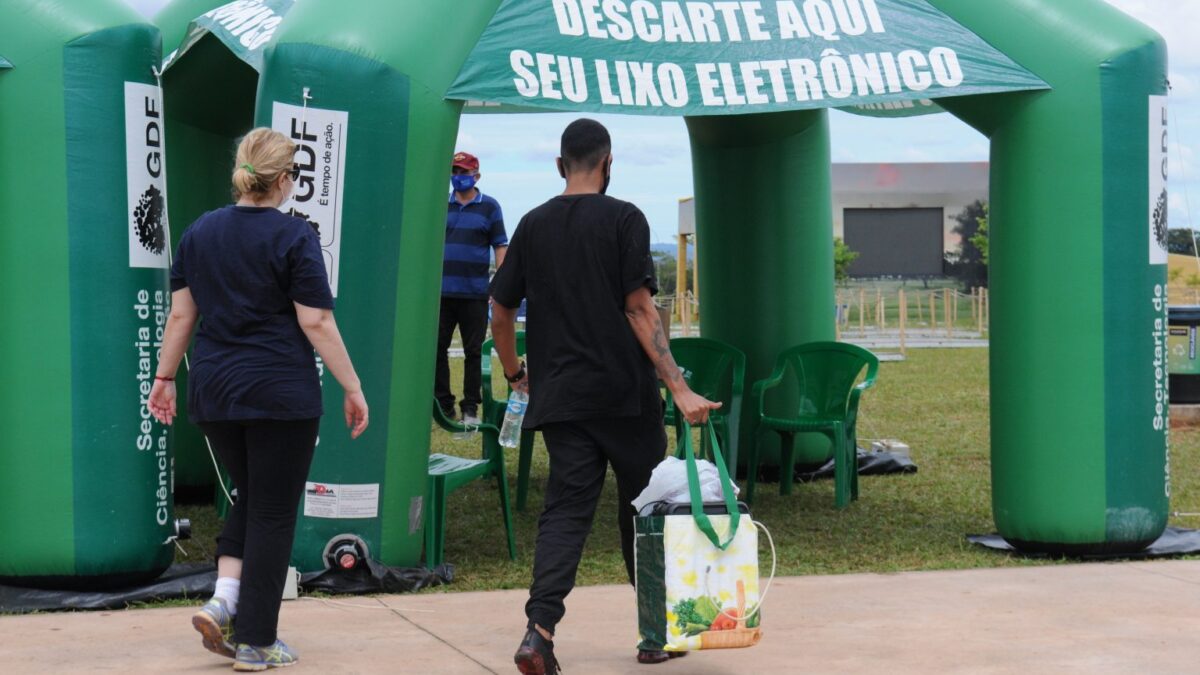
left=844, top=207, right=944, bottom=277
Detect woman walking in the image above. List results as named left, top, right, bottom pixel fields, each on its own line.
left=148, top=128, right=368, bottom=670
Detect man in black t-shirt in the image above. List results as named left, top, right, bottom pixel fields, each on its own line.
left=491, top=119, right=720, bottom=673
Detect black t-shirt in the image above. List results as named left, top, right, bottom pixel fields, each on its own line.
left=170, top=205, right=335, bottom=422
left=490, top=193, right=660, bottom=427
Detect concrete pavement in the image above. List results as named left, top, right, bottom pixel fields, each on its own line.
left=3, top=560, right=1199, bottom=674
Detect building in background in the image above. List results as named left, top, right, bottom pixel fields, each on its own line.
left=678, top=162, right=989, bottom=279
left=834, top=162, right=988, bottom=278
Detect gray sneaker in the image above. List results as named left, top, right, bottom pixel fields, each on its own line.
left=233, top=640, right=298, bottom=671
left=462, top=413, right=481, bottom=427
left=191, top=598, right=235, bottom=658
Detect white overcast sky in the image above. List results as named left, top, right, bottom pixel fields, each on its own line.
left=128, top=0, right=1197, bottom=243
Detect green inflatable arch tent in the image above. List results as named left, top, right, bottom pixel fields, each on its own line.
left=0, top=0, right=1169, bottom=588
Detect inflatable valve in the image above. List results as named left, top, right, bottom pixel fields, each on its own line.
left=323, top=534, right=369, bottom=571
left=336, top=549, right=358, bottom=570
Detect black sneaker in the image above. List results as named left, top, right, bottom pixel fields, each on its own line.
left=637, top=649, right=688, bottom=664
left=514, top=628, right=561, bottom=674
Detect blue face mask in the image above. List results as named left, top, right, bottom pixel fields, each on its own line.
left=451, top=174, right=477, bottom=193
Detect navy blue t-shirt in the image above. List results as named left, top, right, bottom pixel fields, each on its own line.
left=443, top=191, right=507, bottom=299
left=170, top=205, right=335, bottom=423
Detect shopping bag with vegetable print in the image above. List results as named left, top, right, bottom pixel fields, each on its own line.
left=635, top=421, right=763, bottom=652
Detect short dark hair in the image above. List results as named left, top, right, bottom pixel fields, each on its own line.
left=560, top=118, right=611, bottom=173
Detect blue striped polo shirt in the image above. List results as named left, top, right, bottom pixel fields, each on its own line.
left=443, top=190, right=507, bottom=299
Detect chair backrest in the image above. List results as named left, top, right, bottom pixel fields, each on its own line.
left=431, top=397, right=503, bottom=464
left=774, top=342, right=878, bottom=419
left=482, top=332, right=527, bottom=376
left=481, top=331, right=527, bottom=420
left=669, top=337, right=747, bottom=407
left=432, top=399, right=465, bottom=434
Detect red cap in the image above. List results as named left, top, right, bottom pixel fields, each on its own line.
left=452, top=152, right=479, bottom=172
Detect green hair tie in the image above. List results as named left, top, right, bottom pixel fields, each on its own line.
left=241, top=163, right=256, bottom=175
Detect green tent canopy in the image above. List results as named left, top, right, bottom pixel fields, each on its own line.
left=447, top=0, right=1048, bottom=117
left=158, top=0, right=977, bottom=120
left=162, top=0, right=293, bottom=72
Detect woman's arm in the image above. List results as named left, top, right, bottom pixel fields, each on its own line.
left=148, top=288, right=199, bottom=425
left=295, top=302, right=368, bottom=438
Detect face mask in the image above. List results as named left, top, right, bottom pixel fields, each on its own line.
left=600, top=163, right=611, bottom=195
left=278, top=175, right=294, bottom=207
left=451, top=174, right=477, bottom=193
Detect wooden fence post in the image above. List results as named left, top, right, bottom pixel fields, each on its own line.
left=835, top=290, right=842, bottom=341
left=859, top=288, right=866, bottom=337
left=929, top=291, right=937, bottom=334
left=952, top=290, right=959, bottom=336
left=983, top=288, right=989, bottom=335
left=687, top=292, right=693, bottom=338
left=944, top=288, right=952, bottom=338
left=977, top=288, right=984, bottom=334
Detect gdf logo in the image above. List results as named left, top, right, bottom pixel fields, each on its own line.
left=134, top=184, right=165, bottom=255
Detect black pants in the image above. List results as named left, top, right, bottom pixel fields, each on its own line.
left=200, top=418, right=319, bottom=647
left=525, top=412, right=666, bottom=634
left=434, top=297, right=488, bottom=417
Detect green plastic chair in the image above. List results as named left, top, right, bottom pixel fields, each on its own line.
left=746, top=342, right=879, bottom=509
left=480, top=331, right=525, bottom=424
left=481, top=332, right=539, bottom=511
left=662, top=337, right=746, bottom=474
left=427, top=401, right=517, bottom=569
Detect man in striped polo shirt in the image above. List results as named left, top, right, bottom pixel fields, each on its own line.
left=436, top=151, right=508, bottom=425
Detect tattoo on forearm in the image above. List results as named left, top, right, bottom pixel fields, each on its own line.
left=649, top=314, right=683, bottom=384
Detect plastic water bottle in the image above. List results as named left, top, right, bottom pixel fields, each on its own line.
left=499, top=389, right=528, bottom=448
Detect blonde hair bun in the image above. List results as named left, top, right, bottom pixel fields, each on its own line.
left=232, top=128, right=296, bottom=200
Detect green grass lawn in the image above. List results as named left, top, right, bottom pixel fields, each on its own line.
left=176, top=348, right=1200, bottom=593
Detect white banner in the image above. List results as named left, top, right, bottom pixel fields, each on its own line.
left=125, top=82, right=169, bottom=269
left=303, top=481, right=379, bottom=519
left=272, top=102, right=349, bottom=296
left=1149, top=95, right=1168, bottom=266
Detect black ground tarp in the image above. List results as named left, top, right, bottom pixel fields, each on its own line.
left=797, top=449, right=918, bottom=482
left=968, top=527, right=1200, bottom=559
left=751, top=449, right=918, bottom=483
left=0, top=561, right=452, bottom=614
left=0, top=563, right=217, bottom=613
left=301, top=559, right=452, bottom=595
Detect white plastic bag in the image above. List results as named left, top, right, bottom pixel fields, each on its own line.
left=632, top=456, right=738, bottom=512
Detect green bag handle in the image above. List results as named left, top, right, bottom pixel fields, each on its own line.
left=680, top=419, right=740, bottom=551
